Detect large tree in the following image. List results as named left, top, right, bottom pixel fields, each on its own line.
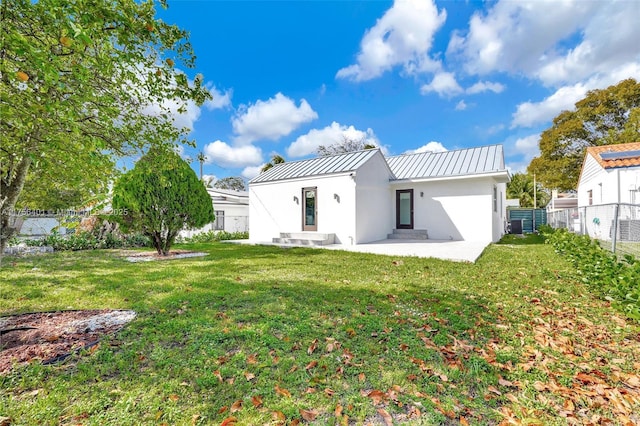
left=528, top=78, right=640, bottom=190
left=213, top=176, right=246, bottom=191
left=507, top=173, right=549, bottom=208
left=0, top=0, right=210, bottom=253
left=317, top=135, right=376, bottom=157
left=112, top=147, right=214, bottom=256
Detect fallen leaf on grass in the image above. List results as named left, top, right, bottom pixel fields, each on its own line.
left=220, top=417, right=237, bottom=426
left=275, top=384, right=291, bottom=398
left=300, top=409, right=319, bottom=421
left=367, top=390, right=386, bottom=405
left=358, top=372, right=366, bottom=382
left=230, top=400, right=242, bottom=413
left=247, top=353, right=258, bottom=364
left=218, top=406, right=228, bottom=414
left=243, top=371, right=255, bottom=381
left=251, top=395, right=263, bottom=408
left=272, top=411, right=286, bottom=421
left=213, top=370, right=223, bottom=382
left=335, top=404, right=343, bottom=417
left=377, top=408, right=393, bottom=426
left=308, top=339, right=318, bottom=355
left=305, top=360, right=318, bottom=371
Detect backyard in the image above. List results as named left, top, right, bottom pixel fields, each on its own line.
left=1, top=238, right=639, bottom=425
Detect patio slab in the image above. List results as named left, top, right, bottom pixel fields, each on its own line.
left=230, top=239, right=489, bottom=263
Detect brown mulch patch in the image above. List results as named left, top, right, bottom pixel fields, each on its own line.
left=122, top=249, right=207, bottom=262
left=0, top=309, right=136, bottom=375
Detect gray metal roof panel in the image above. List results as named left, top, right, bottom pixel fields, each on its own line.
left=387, top=144, right=506, bottom=180
left=250, top=149, right=380, bottom=183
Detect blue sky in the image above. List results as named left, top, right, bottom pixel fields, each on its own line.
left=153, top=0, right=640, bottom=183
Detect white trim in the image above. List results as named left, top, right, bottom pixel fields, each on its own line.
left=389, top=170, right=509, bottom=185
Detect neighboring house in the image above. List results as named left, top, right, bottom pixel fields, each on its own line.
left=547, top=191, right=578, bottom=212
left=179, top=188, right=249, bottom=238
left=577, top=142, right=640, bottom=207
left=249, top=145, right=509, bottom=245
left=576, top=142, right=640, bottom=241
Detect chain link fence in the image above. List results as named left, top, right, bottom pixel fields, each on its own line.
left=547, top=203, right=640, bottom=258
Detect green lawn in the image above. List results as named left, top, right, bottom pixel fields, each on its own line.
left=1, top=240, right=639, bottom=425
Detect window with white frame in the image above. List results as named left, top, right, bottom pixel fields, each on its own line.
left=493, top=186, right=498, bottom=212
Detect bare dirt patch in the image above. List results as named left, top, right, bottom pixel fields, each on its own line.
left=122, top=249, right=207, bottom=262
left=0, top=309, right=136, bottom=375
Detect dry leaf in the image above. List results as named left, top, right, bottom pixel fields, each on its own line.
left=300, top=409, right=319, bottom=421
left=251, top=395, right=263, bottom=408
left=169, top=394, right=179, bottom=402
left=230, top=400, right=243, bottom=413
left=213, top=370, right=223, bottom=382
left=399, top=343, right=409, bottom=351
left=247, top=353, right=258, bottom=364
left=460, top=416, right=469, bottom=426
left=272, top=411, right=286, bottom=421
left=335, top=404, right=343, bottom=417
left=358, top=372, right=366, bottom=382
left=218, top=406, right=228, bottom=414
left=244, top=371, right=255, bottom=381
left=367, top=390, right=386, bottom=405
left=220, top=417, right=237, bottom=426
left=487, top=385, right=502, bottom=395
left=498, top=377, right=514, bottom=387
left=308, top=339, right=318, bottom=355
left=306, top=360, right=318, bottom=371
left=275, top=384, right=291, bottom=398
left=377, top=408, right=393, bottom=426
left=324, top=388, right=335, bottom=396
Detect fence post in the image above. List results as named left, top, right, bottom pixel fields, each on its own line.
left=612, top=203, right=619, bottom=254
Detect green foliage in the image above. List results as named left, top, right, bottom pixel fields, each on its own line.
left=23, top=231, right=150, bottom=251
left=540, top=227, right=640, bottom=319
left=177, top=230, right=249, bottom=243
left=213, top=176, right=247, bottom=191
left=528, top=78, right=640, bottom=190
left=260, top=154, right=286, bottom=173
left=0, top=0, right=211, bottom=252
left=506, top=173, right=549, bottom=208
left=112, top=148, right=214, bottom=255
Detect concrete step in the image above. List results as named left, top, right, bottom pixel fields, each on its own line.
left=272, top=232, right=336, bottom=246
left=387, top=229, right=428, bottom=240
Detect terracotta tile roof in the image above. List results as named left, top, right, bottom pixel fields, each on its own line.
left=587, top=142, right=640, bottom=169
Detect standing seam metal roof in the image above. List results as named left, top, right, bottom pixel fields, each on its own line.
left=387, top=144, right=505, bottom=180
left=250, top=149, right=381, bottom=183
left=249, top=144, right=507, bottom=184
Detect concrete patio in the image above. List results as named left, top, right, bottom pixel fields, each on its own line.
left=230, top=239, right=489, bottom=263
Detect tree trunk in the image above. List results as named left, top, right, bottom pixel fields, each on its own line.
left=0, top=156, right=33, bottom=256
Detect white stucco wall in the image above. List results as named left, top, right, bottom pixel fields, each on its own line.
left=391, top=177, right=503, bottom=243
left=354, top=154, right=394, bottom=243
left=249, top=174, right=356, bottom=243
left=578, top=157, right=640, bottom=207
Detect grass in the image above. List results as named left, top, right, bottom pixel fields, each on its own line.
left=1, top=239, right=639, bottom=425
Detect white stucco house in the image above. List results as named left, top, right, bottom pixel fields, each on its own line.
left=249, top=145, right=509, bottom=246
left=577, top=142, right=640, bottom=207
left=179, top=187, right=249, bottom=238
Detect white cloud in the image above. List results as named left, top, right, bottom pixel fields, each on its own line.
left=336, top=0, right=446, bottom=81
left=286, top=121, right=380, bottom=158
left=232, top=93, right=318, bottom=144
left=511, top=63, right=640, bottom=128
left=448, top=1, right=640, bottom=87
left=514, top=134, right=540, bottom=159
left=420, top=72, right=463, bottom=97
left=205, top=86, right=232, bottom=110
left=203, top=140, right=263, bottom=168
left=141, top=98, right=202, bottom=132
left=455, top=100, right=467, bottom=111
left=405, top=141, right=448, bottom=154
left=466, top=81, right=505, bottom=94
left=241, top=166, right=263, bottom=180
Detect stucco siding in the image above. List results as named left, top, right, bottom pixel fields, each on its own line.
left=354, top=153, right=393, bottom=243
left=392, top=178, right=496, bottom=242
left=249, top=174, right=356, bottom=243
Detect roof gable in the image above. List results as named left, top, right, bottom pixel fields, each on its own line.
left=250, top=149, right=381, bottom=184
left=387, top=144, right=506, bottom=180
left=586, top=142, right=640, bottom=169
